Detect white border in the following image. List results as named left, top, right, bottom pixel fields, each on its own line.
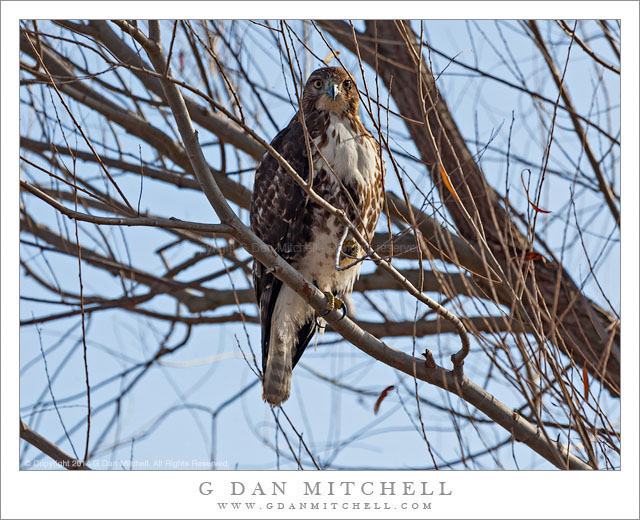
left=2, top=2, right=638, bottom=519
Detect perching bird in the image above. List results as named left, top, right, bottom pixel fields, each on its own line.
left=250, top=67, right=385, bottom=406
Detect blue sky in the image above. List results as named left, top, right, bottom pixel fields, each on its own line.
left=18, top=19, right=620, bottom=471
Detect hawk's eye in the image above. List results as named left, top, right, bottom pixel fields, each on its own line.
left=313, top=79, right=323, bottom=89
left=343, top=80, right=352, bottom=91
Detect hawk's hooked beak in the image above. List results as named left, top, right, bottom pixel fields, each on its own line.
left=328, top=80, right=340, bottom=100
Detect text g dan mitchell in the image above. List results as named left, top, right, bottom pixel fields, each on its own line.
left=198, top=480, right=453, bottom=497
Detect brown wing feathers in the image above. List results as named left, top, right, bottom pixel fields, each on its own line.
left=250, top=116, right=317, bottom=373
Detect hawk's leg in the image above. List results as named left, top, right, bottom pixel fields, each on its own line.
left=313, top=279, right=347, bottom=320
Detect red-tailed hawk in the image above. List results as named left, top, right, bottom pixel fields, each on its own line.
left=250, top=67, right=385, bottom=406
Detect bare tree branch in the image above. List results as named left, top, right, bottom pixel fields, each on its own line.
left=19, top=19, right=619, bottom=471
left=319, top=19, right=620, bottom=395
left=20, top=418, right=91, bottom=470
left=138, top=20, right=591, bottom=470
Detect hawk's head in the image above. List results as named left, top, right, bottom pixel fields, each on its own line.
left=302, top=67, right=358, bottom=117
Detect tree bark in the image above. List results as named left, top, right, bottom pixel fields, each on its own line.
left=319, top=20, right=619, bottom=395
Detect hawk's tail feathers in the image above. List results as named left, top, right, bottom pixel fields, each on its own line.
left=261, top=287, right=316, bottom=406
left=262, top=343, right=293, bottom=406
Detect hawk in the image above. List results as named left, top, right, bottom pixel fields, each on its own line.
left=250, top=67, right=385, bottom=406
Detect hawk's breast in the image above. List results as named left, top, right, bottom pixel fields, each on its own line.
left=315, top=113, right=378, bottom=188
left=295, top=112, right=382, bottom=297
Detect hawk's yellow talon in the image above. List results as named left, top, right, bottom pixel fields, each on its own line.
left=319, top=290, right=345, bottom=317
left=323, top=290, right=344, bottom=311
left=342, top=238, right=360, bottom=259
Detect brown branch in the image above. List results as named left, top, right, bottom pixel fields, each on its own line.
left=91, top=20, right=264, bottom=159
left=19, top=217, right=209, bottom=306
left=415, top=36, right=618, bottom=144
left=139, top=21, right=590, bottom=470
left=21, top=137, right=203, bottom=191
left=357, top=316, right=532, bottom=338
left=19, top=36, right=252, bottom=208
left=22, top=31, right=135, bottom=215
left=138, top=21, right=474, bottom=370
left=527, top=21, right=619, bottom=227
left=327, top=309, right=592, bottom=470
left=597, top=20, right=620, bottom=61
left=21, top=179, right=234, bottom=236
left=556, top=20, right=620, bottom=74
left=20, top=419, right=91, bottom=470
left=184, top=268, right=478, bottom=313
left=319, top=19, right=619, bottom=396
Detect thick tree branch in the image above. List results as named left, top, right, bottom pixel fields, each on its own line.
left=356, top=315, right=532, bottom=337
left=21, top=137, right=203, bottom=191
left=21, top=179, right=233, bottom=236
left=19, top=217, right=211, bottom=307
left=327, top=307, right=591, bottom=470
left=20, top=419, right=91, bottom=470
left=20, top=34, right=252, bottom=208
left=319, top=19, right=620, bottom=395
left=139, top=21, right=590, bottom=470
